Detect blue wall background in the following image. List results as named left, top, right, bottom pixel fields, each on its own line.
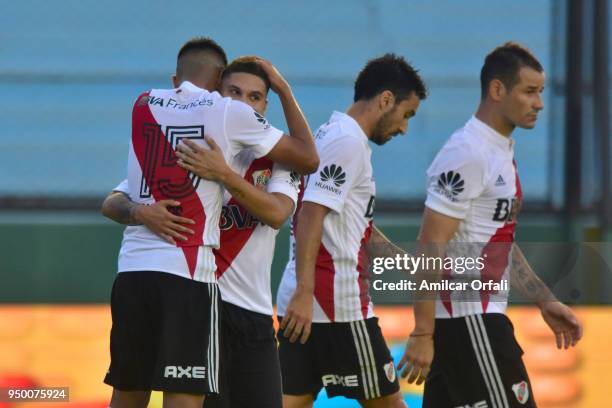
left=0, top=1, right=553, bottom=200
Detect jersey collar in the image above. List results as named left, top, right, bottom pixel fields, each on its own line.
left=468, top=116, right=514, bottom=151
left=178, top=80, right=205, bottom=93
left=330, top=111, right=369, bottom=144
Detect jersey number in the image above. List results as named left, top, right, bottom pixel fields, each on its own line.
left=140, top=124, right=204, bottom=199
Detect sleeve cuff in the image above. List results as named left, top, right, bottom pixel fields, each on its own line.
left=303, top=191, right=343, bottom=214
left=113, top=180, right=129, bottom=194
left=267, top=180, right=299, bottom=207
left=252, top=128, right=284, bottom=159
left=424, top=194, right=467, bottom=220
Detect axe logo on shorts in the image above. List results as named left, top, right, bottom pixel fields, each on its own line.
left=164, top=365, right=206, bottom=379
left=454, top=401, right=488, bottom=408
left=321, top=374, right=359, bottom=387
left=512, top=380, right=529, bottom=404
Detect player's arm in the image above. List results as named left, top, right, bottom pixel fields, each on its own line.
left=280, top=201, right=329, bottom=344
left=510, top=244, right=583, bottom=349
left=280, top=134, right=361, bottom=343
left=399, top=143, right=486, bottom=384
left=101, top=187, right=195, bottom=245
left=368, top=224, right=409, bottom=258
left=177, top=137, right=294, bottom=229
left=397, top=211, right=458, bottom=386
left=101, top=191, right=141, bottom=226
left=397, top=207, right=460, bottom=385
left=412, top=208, right=461, bottom=333
left=256, top=58, right=319, bottom=174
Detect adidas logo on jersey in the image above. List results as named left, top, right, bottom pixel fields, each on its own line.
left=495, top=174, right=506, bottom=186
left=253, top=111, right=271, bottom=129
left=434, top=170, right=464, bottom=202
left=289, top=171, right=301, bottom=190
left=320, top=164, right=346, bottom=187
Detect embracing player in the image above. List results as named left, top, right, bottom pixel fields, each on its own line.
left=102, top=37, right=317, bottom=408
left=178, top=56, right=301, bottom=408
left=276, top=54, right=427, bottom=408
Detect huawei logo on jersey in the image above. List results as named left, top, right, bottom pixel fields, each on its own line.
left=434, top=171, right=465, bottom=202
left=320, top=164, right=346, bottom=187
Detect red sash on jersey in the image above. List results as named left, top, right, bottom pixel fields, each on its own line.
left=131, top=92, right=206, bottom=277
left=214, top=158, right=274, bottom=278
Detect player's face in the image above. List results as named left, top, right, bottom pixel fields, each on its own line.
left=501, top=67, right=545, bottom=129
left=220, top=72, right=268, bottom=115
left=371, top=92, right=420, bottom=145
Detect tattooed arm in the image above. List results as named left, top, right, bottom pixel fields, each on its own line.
left=510, top=244, right=555, bottom=304
left=510, top=244, right=583, bottom=349
left=101, top=191, right=141, bottom=226
left=101, top=191, right=195, bottom=245
left=368, top=225, right=409, bottom=258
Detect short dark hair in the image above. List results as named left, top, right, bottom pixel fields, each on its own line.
left=177, top=36, right=228, bottom=67
left=354, top=53, right=427, bottom=102
left=221, top=56, right=271, bottom=91
left=480, top=42, right=543, bottom=99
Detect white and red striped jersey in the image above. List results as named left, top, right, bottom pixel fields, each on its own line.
left=118, top=81, right=283, bottom=283
left=277, top=111, right=376, bottom=323
left=214, top=150, right=299, bottom=315
left=425, top=116, right=522, bottom=318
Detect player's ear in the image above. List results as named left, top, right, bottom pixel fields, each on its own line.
left=213, top=68, right=224, bottom=91
left=488, top=79, right=505, bottom=102
left=171, top=74, right=179, bottom=88
left=378, top=90, right=395, bottom=112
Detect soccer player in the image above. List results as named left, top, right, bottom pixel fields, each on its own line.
left=275, top=54, right=427, bottom=408
left=177, top=56, right=300, bottom=408
left=102, top=38, right=317, bottom=408
left=398, top=43, right=583, bottom=408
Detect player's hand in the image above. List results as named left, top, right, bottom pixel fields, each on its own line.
left=255, top=58, right=291, bottom=96
left=397, top=333, right=434, bottom=385
left=132, top=200, right=195, bottom=245
left=280, top=287, right=313, bottom=344
left=539, top=301, right=583, bottom=349
left=176, top=137, right=231, bottom=183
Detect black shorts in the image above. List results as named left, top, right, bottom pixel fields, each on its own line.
left=104, top=271, right=220, bottom=395
left=204, top=301, right=282, bottom=408
left=278, top=317, right=400, bottom=401
left=424, top=313, right=536, bottom=408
